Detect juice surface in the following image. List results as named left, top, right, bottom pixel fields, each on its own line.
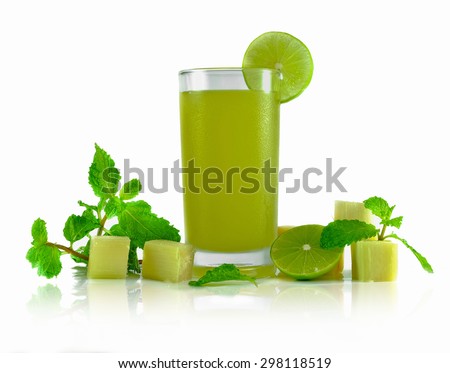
left=180, top=90, right=280, bottom=252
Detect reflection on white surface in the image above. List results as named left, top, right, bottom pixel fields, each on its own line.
left=271, top=280, right=345, bottom=320
left=87, top=280, right=135, bottom=323
left=24, top=269, right=433, bottom=324
left=16, top=266, right=437, bottom=353
left=191, top=281, right=276, bottom=313
left=351, top=281, right=398, bottom=321
left=27, top=283, right=63, bottom=319
left=139, top=280, right=193, bottom=325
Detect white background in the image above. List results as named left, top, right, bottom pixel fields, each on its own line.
left=1, top=0, right=449, bottom=371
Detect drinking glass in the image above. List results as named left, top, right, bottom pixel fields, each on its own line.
left=179, top=68, right=280, bottom=277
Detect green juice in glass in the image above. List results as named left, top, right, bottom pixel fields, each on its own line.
left=179, top=68, right=280, bottom=275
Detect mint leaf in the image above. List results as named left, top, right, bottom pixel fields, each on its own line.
left=105, top=196, right=125, bottom=218
left=26, top=244, right=62, bottom=279
left=26, top=246, right=40, bottom=269
left=189, top=264, right=257, bottom=287
left=78, top=200, right=97, bottom=211
left=109, top=223, right=127, bottom=237
left=37, top=245, right=62, bottom=278
left=363, top=196, right=394, bottom=221
left=88, top=143, right=121, bottom=197
left=117, top=201, right=180, bottom=248
left=321, top=220, right=378, bottom=249
left=31, top=218, right=48, bottom=246
left=82, top=208, right=99, bottom=226
left=109, top=223, right=138, bottom=246
left=386, top=233, right=433, bottom=273
left=63, top=211, right=100, bottom=244
left=381, top=216, right=403, bottom=229
left=120, top=179, right=142, bottom=201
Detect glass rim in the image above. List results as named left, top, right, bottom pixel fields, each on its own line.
left=179, top=67, right=281, bottom=92
left=179, top=67, right=280, bottom=76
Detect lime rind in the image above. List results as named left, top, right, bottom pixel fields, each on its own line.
left=243, top=31, right=314, bottom=103
left=241, top=67, right=281, bottom=96
left=270, top=224, right=342, bottom=280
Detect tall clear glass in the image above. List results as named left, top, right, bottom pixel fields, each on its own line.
left=179, top=68, right=280, bottom=277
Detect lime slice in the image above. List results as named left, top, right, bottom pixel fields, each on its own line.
left=270, top=225, right=342, bottom=280
left=243, top=31, right=314, bottom=103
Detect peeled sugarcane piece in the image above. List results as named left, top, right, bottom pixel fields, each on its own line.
left=142, top=240, right=194, bottom=282
left=334, top=200, right=374, bottom=223
left=335, top=201, right=377, bottom=278
left=87, top=236, right=131, bottom=279
left=352, top=240, right=398, bottom=282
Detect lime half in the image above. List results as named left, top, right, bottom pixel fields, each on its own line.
left=271, top=225, right=342, bottom=280
left=243, top=31, right=314, bottom=103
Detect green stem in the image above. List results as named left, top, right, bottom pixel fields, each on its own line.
left=47, top=242, right=89, bottom=261
left=95, top=197, right=108, bottom=236
left=378, top=224, right=387, bottom=240
left=97, top=214, right=108, bottom=236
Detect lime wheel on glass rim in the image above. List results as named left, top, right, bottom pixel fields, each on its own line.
left=243, top=31, right=314, bottom=103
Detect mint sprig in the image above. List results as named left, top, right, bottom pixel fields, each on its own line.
left=26, top=144, right=180, bottom=279
left=363, top=196, right=404, bottom=240
left=189, top=264, right=257, bottom=287
left=320, top=196, right=433, bottom=274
